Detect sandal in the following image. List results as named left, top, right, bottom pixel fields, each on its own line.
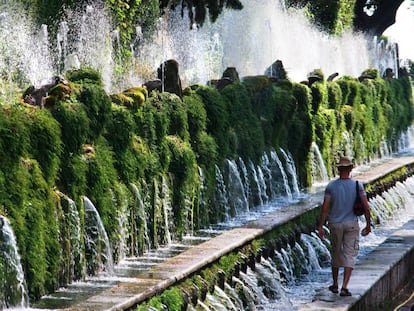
left=328, top=285, right=338, bottom=293
left=340, top=288, right=352, bottom=296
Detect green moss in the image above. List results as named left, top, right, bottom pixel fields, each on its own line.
left=78, top=84, right=112, bottom=141
left=58, top=154, right=88, bottom=201
left=110, top=93, right=134, bottom=108
left=134, top=99, right=160, bottom=147
left=166, top=135, right=198, bottom=238
left=289, top=83, right=314, bottom=186
left=341, top=104, right=353, bottom=130
left=342, top=77, right=361, bottom=107
left=0, top=106, right=30, bottom=168
left=113, top=135, right=157, bottom=185
left=105, top=105, right=135, bottom=153
left=52, top=101, right=89, bottom=155
left=221, top=83, right=264, bottom=161
left=84, top=140, right=119, bottom=245
left=66, top=67, right=103, bottom=87
left=242, top=75, right=272, bottom=93
left=195, top=86, right=230, bottom=161
left=314, top=109, right=339, bottom=177
left=3, top=159, right=61, bottom=300
left=136, top=286, right=185, bottom=311
left=269, top=85, right=297, bottom=148
left=183, top=93, right=207, bottom=143
left=310, top=80, right=328, bottom=113
left=160, top=288, right=184, bottom=311
left=28, top=109, right=62, bottom=184
left=111, top=86, right=148, bottom=110
left=327, top=81, right=343, bottom=109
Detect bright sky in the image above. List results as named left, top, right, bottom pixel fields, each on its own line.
left=384, top=0, right=414, bottom=61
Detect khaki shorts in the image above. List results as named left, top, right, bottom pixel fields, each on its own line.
left=329, top=220, right=360, bottom=268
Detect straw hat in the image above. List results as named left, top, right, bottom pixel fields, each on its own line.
left=335, top=156, right=354, bottom=167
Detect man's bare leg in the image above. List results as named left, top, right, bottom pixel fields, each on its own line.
left=332, top=266, right=339, bottom=287
left=342, top=266, right=353, bottom=290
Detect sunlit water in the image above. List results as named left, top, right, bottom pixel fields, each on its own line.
left=138, top=0, right=382, bottom=87
left=0, top=0, right=397, bottom=97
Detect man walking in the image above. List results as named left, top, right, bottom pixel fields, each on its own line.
left=317, top=156, right=371, bottom=296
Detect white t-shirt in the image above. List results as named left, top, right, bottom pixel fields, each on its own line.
left=324, top=178, right=365, bottom=223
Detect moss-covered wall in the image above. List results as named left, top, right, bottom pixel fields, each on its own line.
left=0, top=66, right=413, bottom=303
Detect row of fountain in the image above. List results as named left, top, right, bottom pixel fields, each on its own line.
left=0, top=144, right=319, bottom=309
left=0, top=0, right=399, bottom=101
left=2, top=132, right=411, bottom=309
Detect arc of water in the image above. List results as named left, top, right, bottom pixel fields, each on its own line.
left=255, top=258, right=294, bottom=308
left=215, top=164, right=230, bottom=221
left=260, top=153, right=274, bottom=199
left=83, top=196, right=114, bottom=275
left=270, top=150, right=292, bottom=200
left=151, top=175, right=175, bottom=247
left=281, top=246, right=296, bottom=282
left=116, top=188, right=130, bottom=260
left=57, top=191, right=84, bottom=280
left=279, top=148, right=300, bottom=197
left=370, top=195, right=390, bottom=224
left=274, top=249, right=294, bottom=284
left=197, top=166, right=208, bottom=228
left=0, top=215, right=29, bottom=308
left=293, top=241, right=312, bottom=275
left=239, top=270, right=269, bottom=303
left=231, top=277, right=258, bottom=310
left=152, top=178, right=161, bottom=249
left=209, top=285, right=239, bottom=310
left=224, top=283, right=245, bottom=309
left=248, top=160, right=266, bottom=206
left=256, top=165, right=269, bottom=204
left=342, top=131, right=353, bottom=157
left=161, top=175, right=173, bottom=245
left=310, top=142, right=329, bottom=183
left=225, top=159, right=249, bottom=215
left=300, top=235, right=321, bottom=271
left=238, top=157, right=252, bottom=208
left=130, top=183, right=151, bottom=255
